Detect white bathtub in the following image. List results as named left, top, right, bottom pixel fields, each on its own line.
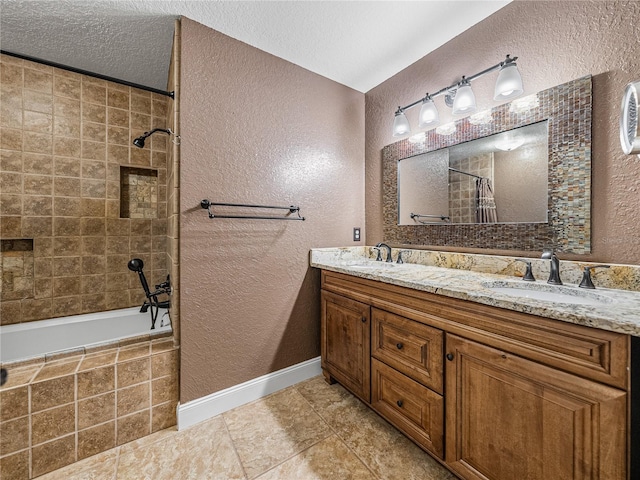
left=0, top=307, right=171, bottom=364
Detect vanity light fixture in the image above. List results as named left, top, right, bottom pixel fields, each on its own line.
left=392, top=54, right=523, bottom=137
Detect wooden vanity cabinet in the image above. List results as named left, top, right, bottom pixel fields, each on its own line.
left=320, top=270, right=630, bottom=480
left=320, top=290, right=371, bottom=402
left=445, top=334, right=627, bottom=480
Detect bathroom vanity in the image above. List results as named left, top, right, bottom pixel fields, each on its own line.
left=313, top=248, right=640, bottom=480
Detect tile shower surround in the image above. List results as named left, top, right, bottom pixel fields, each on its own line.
left=0, top=337, right=179, bottom=479
left=0, top=53, right=170, bottom=325
left=382, top=76, right=592, bottom=253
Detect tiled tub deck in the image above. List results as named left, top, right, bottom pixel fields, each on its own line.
left=0, top=337, right=179, bottom=479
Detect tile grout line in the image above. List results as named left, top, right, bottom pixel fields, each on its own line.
left=292, top=379, right=382, bottom=480
left=220, top=413, right=250, bottom=480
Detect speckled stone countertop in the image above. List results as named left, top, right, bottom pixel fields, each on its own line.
left=310, top=247, right=640, bottom=336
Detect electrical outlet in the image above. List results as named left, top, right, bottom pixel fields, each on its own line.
left=353, top=227, right=361, bottom=242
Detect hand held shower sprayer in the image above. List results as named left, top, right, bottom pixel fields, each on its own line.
left=127, top=258, right=171, bottom=329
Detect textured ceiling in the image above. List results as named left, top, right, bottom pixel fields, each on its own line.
left=0, top=0, right=510, bottom=93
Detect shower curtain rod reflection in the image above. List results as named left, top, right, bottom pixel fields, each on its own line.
left=448, top=167, right=485, bottom=180
left=200, top=199, right=305, bottom=221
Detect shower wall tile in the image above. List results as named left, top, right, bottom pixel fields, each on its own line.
left=0, top=53, right=169, bottom=324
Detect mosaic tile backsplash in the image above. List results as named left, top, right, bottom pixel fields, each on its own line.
left=382, top=76, right=592, bottom=254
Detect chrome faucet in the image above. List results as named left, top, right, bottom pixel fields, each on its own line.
left=541, top=250, right=562, bottom=285
left=375, top=242, right=393, bottom=262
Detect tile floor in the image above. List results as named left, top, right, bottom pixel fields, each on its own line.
left=36, top=375, right=456, bottom=479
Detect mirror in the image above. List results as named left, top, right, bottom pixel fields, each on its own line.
left=382, top=76, right=592, bottom=254
left=399, top=121, right=549, bottom=225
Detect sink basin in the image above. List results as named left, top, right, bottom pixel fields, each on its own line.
left=482, top=282, right=614, bottom=306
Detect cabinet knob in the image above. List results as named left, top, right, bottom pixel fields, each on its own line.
left=446, top=353, right=454, bottom=361
left=396, top=400, right=403, bottom=408
left=396, top=342, right=403, bottom=350
left=361, top=316, right=367, bottom=323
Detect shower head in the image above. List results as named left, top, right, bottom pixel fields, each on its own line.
left=127, top=258, right=144, bottom=273
left=132, top=136, right=147, bottom=148
left=132, top=128, right=179, bottom=149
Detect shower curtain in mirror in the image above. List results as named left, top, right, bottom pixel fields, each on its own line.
left=476, top=178, right=498, bottom=223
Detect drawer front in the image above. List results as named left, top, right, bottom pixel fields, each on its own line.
left=372, top=308, right=443, bottom=394
left=371, top=358, right=444, bottom=458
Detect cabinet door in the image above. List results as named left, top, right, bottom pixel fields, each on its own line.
left=445, top=334, right=627, bottom=480
left=321, top=290, right=371, bottom=402
left=371, top=358, right=444, bottom=458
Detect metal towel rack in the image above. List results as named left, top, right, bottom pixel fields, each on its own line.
left=200, top=199, right=305, bottom=221
left=410, top=212, right=451, bottom=223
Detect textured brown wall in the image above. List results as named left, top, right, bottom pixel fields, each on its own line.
left=365, top=0, right=640, bottom=264
left=0, top=53, right=169, bottom=325
left=179, top=19, right=365, bottom=402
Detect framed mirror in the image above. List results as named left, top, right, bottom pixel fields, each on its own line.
left=382, top=75, right=592, bottom=254
left=399, top=121, right=549, bottom=225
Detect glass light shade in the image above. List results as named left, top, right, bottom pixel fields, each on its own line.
left=392, top=111, right=411, bottom=137
left=494, top=63, right=524, bottom=100
left=418, top=98, right=439, bottom=127
left=452, top=83, right=476, bottom=115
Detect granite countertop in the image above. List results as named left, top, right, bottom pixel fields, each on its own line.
left=310, top=248, right=640, bottom=336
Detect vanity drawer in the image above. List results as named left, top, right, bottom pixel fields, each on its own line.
left=371, top=358, right=444, bottom=458
left=372, top=308, right=443, bottom=394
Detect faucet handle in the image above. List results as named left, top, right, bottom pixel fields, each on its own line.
left=372, top=247, right=382, bottom=262
left=541, top=249, right=554, bottom=259
left=396, top=251, right=404, bottom=264
left=579, top=265, right=610, bottom=289
left=515, top=259, right=535, bottom=281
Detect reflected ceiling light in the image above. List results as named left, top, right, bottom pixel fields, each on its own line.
left=469, top=110, right=492, bottom=125
left=391, top=55, right=523, bottom=137
left=408, top=132, right=426, bottom=144
left=495, top=137, right=525, bottom=151
left=509, top=94, right=539, bottom=114
left=392, top=109, right=411, bottom=137
left=436, top=123, right=456, bottom=136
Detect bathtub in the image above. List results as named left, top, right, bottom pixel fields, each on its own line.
left=0, top=306, right=171, bottom=364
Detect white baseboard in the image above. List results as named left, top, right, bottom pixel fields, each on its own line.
left=176, top=356, right=321, bottom=430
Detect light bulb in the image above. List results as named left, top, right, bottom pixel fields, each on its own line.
left=392, top=111, right=411, bottom=137
left=418, top=98, right=439, bottom=127
left=494, top=62, right=523, bottom=101
left=452, top=81, right=476, bottom=115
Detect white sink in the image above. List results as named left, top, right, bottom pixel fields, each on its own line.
left=483, top=282, right=614, bottom=306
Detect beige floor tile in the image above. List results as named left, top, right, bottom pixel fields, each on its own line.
left=254, top=434, right=374, bottom=480
left=297, top=376, right=455, bottom=480
left=223, top=387, right=332, bottom=479
left=116, top=416, right=245, bottom=480
left=35, top=449, right=117, bottom=480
